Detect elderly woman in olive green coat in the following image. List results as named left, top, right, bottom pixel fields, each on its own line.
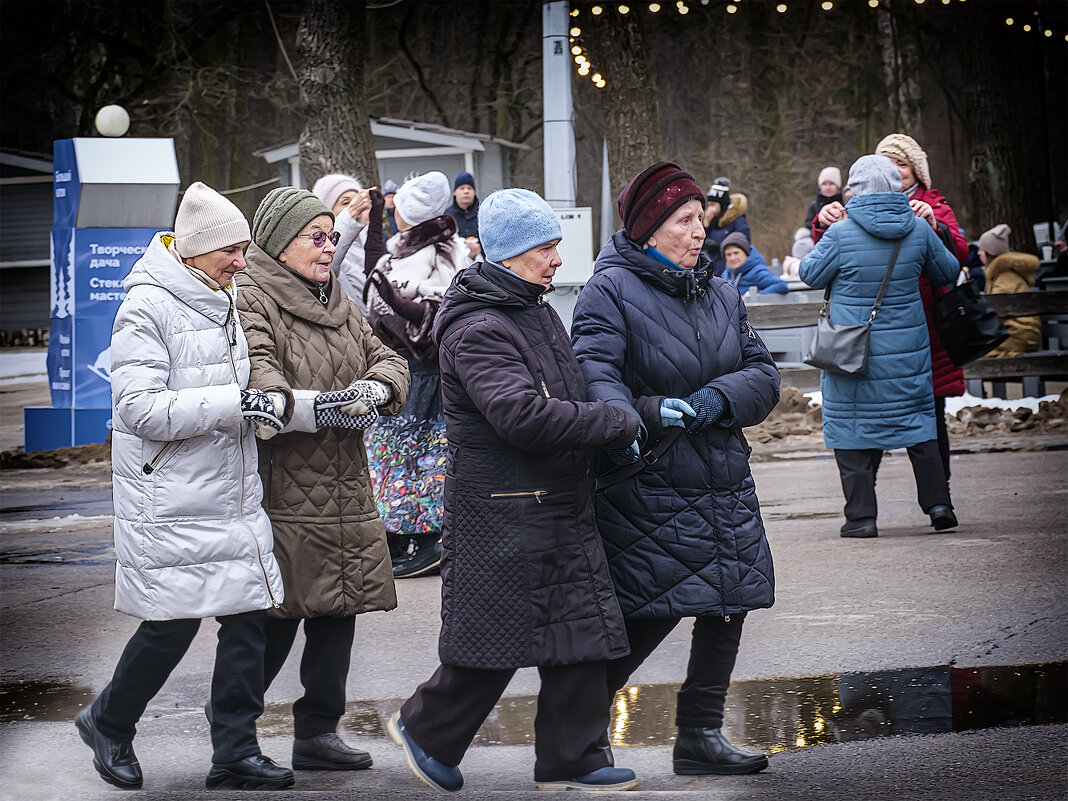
left=237, top=187, right=410, bottom=772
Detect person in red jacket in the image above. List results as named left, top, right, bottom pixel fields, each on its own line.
left=813, top=133, right=965, bottom=497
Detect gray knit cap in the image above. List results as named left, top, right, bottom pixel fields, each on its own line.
left=252, top=187, right=333, bottom=259
left=847, top=155, right=902, bottom=196
left=979, top=224, right=1011, bottom=257
left=174, top=182, right=251, bottom=258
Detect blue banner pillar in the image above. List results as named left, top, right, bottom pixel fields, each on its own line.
left=25, top=138, right=179, bottom=452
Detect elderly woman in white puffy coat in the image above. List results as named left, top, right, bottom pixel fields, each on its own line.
left=74, top=183, right=294, bottom=793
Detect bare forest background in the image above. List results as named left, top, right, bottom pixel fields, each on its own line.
left=1, top=0, right=1065, bottom=261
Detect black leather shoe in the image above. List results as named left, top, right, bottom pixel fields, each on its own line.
left=293, top=732, right=373, bottom=770
left=205, top=754, right=295, bottom=790
left=928, top=504, right=958, bottom=531
left=673, top=727, right=769, bottom=775
left=75, top=706, right=143, bottom=789
left=840, top=517, right=878, bottom=538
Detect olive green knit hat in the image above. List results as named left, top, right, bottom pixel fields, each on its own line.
left=251, top=187, right=333, bottom=259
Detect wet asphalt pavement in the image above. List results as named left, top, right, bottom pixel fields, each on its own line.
left=1, top=447, right=1066, bottom=800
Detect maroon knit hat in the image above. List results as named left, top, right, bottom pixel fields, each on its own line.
left=617, top=161, right=704, bottom=245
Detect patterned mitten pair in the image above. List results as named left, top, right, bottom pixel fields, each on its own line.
left=314, top=380, right=392, bottom=430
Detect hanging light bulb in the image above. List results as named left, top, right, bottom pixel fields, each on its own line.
left=678, top=3, right=688, bottom=12
left=726, top=3, right=738, bottom=13
left=618, top=4, right=630, bottom=13
left=592, top=4, right=604, bottom=13
left=579, top=65, right=591, bottom=76
left=571, top=45, right=582, bottom=55
left=570, top=26, right=581, bottom=36
left=1044, top=29, right=1052, bottom=37
left=649, top=2, right=661, bottom=11
left=575, top=55, right=587, bottom=64
left=1005, top=17, right=1013, bottom=24
left=570, top=8, right=579, bottom=16
left=821, top=1, right=832, bottom=9
left=776, top=3, right=787, bottom=12
left=592, top=73, right=603, bottom=82
left=868, top=0, right=879, bottom=6
left=1023, top=23, right=1031, bottom=31
left=596, top=79, right=606, bottom=88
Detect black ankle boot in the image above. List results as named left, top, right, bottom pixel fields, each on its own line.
left=673, top=727, right=768, bottom=775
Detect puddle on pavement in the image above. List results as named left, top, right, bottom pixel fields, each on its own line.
left=7, top=662, right=1063, bottom=752
left=0, top=543, right=113, bottom=565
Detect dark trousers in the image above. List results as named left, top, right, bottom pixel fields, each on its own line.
left=93, top=610, right=267, bottom=763
left=606, top=615, right=745, bottom=729
left=400, top=661, right=612, bottom=782
left=262, top=615, right=355, bottom=739
left=834, top=438, right=952, bottom=521
left=934, top=396, right=952, bottom=483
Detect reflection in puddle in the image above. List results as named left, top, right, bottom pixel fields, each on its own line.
left=6, top=662, right=1064, bottom=754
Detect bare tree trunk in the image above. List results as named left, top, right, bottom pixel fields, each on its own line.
left=584, top=10, right=662, bottom=200
left=297, top=0, right=378, bottom=188
left=877, top=1, right=923, bottom=138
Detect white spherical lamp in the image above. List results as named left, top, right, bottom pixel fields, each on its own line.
left=95, top=105, right=130, bottom=137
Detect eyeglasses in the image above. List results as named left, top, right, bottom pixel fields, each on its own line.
left=295, top=230, right=341, bottom=248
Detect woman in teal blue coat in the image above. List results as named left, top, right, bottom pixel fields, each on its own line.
left=799, top=155, right=960, bottom=538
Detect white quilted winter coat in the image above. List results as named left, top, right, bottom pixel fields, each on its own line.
left=110, top=233, right=285, bottom=620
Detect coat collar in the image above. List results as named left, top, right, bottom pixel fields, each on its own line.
left=243, top=241, right=349, bottom=327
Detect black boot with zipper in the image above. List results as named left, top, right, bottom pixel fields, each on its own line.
left=672, top=726, right=769, bottom=775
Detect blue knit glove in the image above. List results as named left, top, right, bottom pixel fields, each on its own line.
left=660, top=398, right=696, bottom=428
left=683, top=387, right=728, bottom=433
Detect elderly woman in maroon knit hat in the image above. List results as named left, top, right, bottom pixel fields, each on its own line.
left=571, top=161, right=779, bottom=777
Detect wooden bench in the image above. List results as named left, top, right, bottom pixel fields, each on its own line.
left=743, top=290, right=1068, bottom=397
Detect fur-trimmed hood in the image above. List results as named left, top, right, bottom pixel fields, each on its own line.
left=986, top=251, right=1039, bottom=287
left=717, top=192, right=749, bottom=229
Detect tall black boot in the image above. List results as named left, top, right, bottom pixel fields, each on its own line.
left=673, top=727, right=768, bottom=775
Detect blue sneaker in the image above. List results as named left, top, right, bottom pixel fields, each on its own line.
left=387, top=711, right=463, bottom=792
left=536, top=765, right=638, bottom=791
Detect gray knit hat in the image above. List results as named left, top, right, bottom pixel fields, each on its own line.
left=721, top=230, right=751, bottom=256
left=979, top=223, right=1011, bottom=257
left=847, top=155, right=902, bottom=196
left=479, top=188, right=562, bottom=264
left=174, top=182, right=251, bottom=258
left=252, top=187, right=333, bottom=259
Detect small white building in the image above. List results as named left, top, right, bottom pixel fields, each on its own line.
left=256, top=116, right=527, bottom=195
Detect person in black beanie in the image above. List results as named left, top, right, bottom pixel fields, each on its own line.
left=445, top=171, right=482, bottom=261
left=572, top=161, right=778, bottom=777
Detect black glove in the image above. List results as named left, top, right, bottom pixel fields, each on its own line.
left=683, top=387, right=728, bottom=433
left=240, top=388, right=283, bottom=432
left=371, top=274, right=428, bottom=325
left=364, top=188, right=387, bottom=278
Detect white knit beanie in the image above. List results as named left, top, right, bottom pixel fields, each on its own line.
left=394, top=171, right=451, bottom=227
left=174, top=182, right=251, bottom=258
left=817, top=166, right=842, bottom=189
left=875, top=133, right=932, bottom=189
left=312, top=173, right=362, bottom=212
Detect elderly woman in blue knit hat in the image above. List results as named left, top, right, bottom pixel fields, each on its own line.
left=386, top=188, right=642, bottom=793
left=237, top=186, right=410, bottom=773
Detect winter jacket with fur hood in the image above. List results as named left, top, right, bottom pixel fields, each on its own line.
left=110, top=232, right=285, bottom=620
left=237, top=241, right=410, bottom=619
left=985, top=251, right=1041, bottom=357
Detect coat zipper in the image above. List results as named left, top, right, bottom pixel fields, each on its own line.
left=490, top=490, right=547, bottom=504
left=142, top=441, right=180, bottom=474
left=539, top=379, right=550, bottom=399
left=226, top=318, right=279, bottom=608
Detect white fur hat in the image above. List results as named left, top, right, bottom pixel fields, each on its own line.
left=394, top=171, right=451, bottom=227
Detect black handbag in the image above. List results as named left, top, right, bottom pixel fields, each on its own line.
left=933, top=273, right=1009, bottom=366
left=804, top=240, right=902, bottom=377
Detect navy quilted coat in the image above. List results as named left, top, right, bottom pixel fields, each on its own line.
left=571, top=232, right=779, bottom=619
left=798, top=192, right=961, bottom=451
left=431, top=262, right=641, bottom=669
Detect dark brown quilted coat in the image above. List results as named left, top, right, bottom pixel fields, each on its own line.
left=238, top=242, right=410, bottom=619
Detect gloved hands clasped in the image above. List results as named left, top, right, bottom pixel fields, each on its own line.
left=608, top=425, right=647, bottom=466
left=240, top=388, right=285, bottom=439
left=682, top=387, right=729, bottom=433
left=313, top=379, right=393, bottom=430
left=660, top=398, right=696, bottom=428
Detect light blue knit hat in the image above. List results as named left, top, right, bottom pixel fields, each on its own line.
left=478, top=188, right=562, bottom=263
